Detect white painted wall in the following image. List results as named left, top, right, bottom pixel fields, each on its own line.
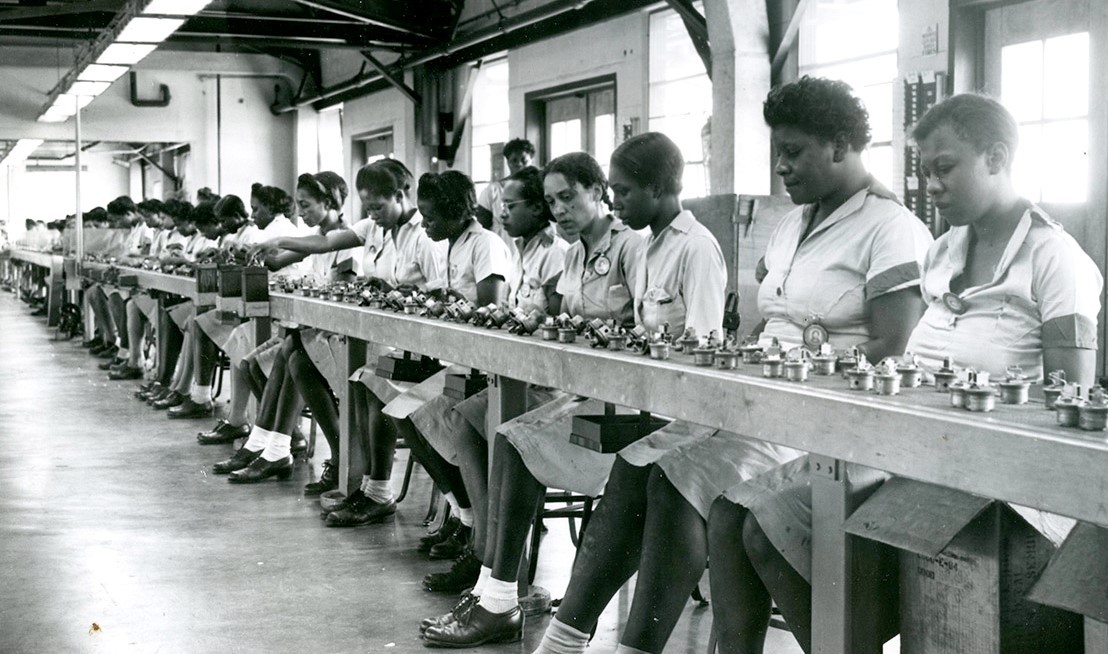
left=1, top=152, right=129, bottom=224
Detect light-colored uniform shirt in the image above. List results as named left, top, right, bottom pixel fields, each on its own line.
left=477, top=181, right=515, bottom=252
left=634, top=209, right=727, bottom=338
left=758, top=180, right=933, bottom=349
left=440, top=219, right=512, bottom=305
left=262, top=214, right=307, bottom=240
left=906, top=204, right=1101, bottom=380
left=352, top=211, right=446, bottom=289
left=146, top=228, right=167, bottom=258
left=556, top=217, right=642, bottom=325
left=302, top=220, right=361, bottom=282
left=124, top=223, right=152, bottom=256
left=509, top=224, right=569, bottom=314
left=182, top=232, right=218, bottom=261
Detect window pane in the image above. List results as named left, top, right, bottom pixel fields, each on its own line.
left=593, top=113, right=616, bottom=170
left=1043, top=32, right=1089, bottom=120
left=1002, top=40, right=1044, bottom=122
left=471, top=145, right=491, bottom=186
left=1013, top=123, right=1043, bottom=202
left=799, top=0, right=898, bottom=67
left=683, top=163, right=708, bottom=199
left=649, top=3, right=706, bottom=83
left=471, top=60, right=509, bottom=128
left=1040, top=119, right=1087, bottom=203
left=550, top=119, right=582, bottom=159
left=647, top=115, right=705, bottom=168
left=857, top=81, right=894, bottom=143
left=648, top=76, right=712, bottom=121
left=862, top=145, right=895, bottom=194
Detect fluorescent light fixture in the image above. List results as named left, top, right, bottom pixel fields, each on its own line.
left=68, top=81, right=111, bottom=97
left=96, top=43, right=157, bottom=65
left=54, top=94, right=95, bottom=111
left=1, top=139, right=45, bottom=166
left=144, top=0, right=211, bottom=16
left=38, top=107, right=73, bottom=123
left=116, top=16, right=184, bottom=43
left=78, top=64, right=129, bottom=83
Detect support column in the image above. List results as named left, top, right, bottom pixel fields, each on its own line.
left=338, top=336, right=367, bottom=495
left=704, top=0, right=773, bottom=194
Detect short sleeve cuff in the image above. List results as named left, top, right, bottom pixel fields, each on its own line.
left=865, top=261, right=921, bottom=299
left=1042, top=314, right=1098, bottom=349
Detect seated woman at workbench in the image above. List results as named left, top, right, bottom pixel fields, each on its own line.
left=418, top=152, right=640, bottom=645
left=140, top=202, right=224, bottom=408
left=372, top=170, right=511, bottom=558
left=207, top=172, right=361, bottom=482
left=239, top=159, right=446, bottom=501
left=193, top=183, right=311, bottom=443
left=86, top=196, right=145, bottom=361
left=704, top=92, right=1074, bottom=654
left=168, top=184, right=324, bottom=420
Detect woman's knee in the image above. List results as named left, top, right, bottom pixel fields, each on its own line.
left=708, top=497, right=745, bottom=551
left=741, top=514, right=775, bottom=569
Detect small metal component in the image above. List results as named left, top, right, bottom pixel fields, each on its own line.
left=649, top=340, right=670, bottom=360
left=933, top=356, right=958, bottom=392
left=557, top=327, right=577, bottom=344
left=873, top=359, right=900, bottom=395
left=1043, top=370, right=1067, bottom=409
left=739, top=341, right=763, bottom=364
left=997, top=366, right=1031, bottom=405
left=1079, top=387, right=1108, bottom=431
left=964, top=385, right=997, bottom=412
left=540, top=324, right=559, bottom=341
left=847, top=367, right=874, bottom=391
left=812, top=344, right=837, bottom=376
left=692, top=346, right=716, bottom=367
left=677, top=328, right=699, bottom=354
left=838, top=348, right=860, bottom=379
left=762, top=354, right=784, bottom=378
left=896, top=354, right=922, bottom=388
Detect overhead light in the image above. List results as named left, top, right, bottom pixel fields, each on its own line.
left=78, top=64, right=129, bottom=83
left=116, top=17, right=184, bottom=43
left=53, top=94, right=95, bottom=111
left=38, top=107, right=73, bottom=123
left=68, top=81, right=111, bottom=97
left=96, top=43, right=157, bottom=66
left=1, top=139, right=44, bottom=166
left=143, top=0, right=211, bottom=16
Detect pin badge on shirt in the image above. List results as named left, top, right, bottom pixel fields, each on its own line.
left=593, top=255, right=611, bottom=276
left=942, top=292, right=967, bottom=315
left=802, top=322, right=829, bottom=349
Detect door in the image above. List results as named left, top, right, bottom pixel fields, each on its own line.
left=544, top=86, right=616, bottom=169
left=982, top=0, right=1108, bottom=373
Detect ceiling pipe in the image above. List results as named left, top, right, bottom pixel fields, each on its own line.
left=271, top=0, right=596, bottom=114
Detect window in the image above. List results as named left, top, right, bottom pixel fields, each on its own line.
left=545, top=87, right=615, bottom=170
left=470, top=58, right=510, bottom=198
left=318, top=105, right=345, bottom=174
left=1001, top=32, right=1089, bottom=203
left=648, top=4, right=710, bottom=197
left=799, top=0, right=898, bottom=191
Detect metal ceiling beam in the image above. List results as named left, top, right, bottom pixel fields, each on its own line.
left=360, top=50, right=420, bottom=104
left=0, top=0, right=118, bottom=23
left=293, top=0, right=439, bottom=41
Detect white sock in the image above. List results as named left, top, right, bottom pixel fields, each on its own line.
left=190, top=385, right=212, bottom=404
left=477, top=577, right=518, bottom=615
left=363, top=479, right=394, bottom=504
left=359, top=475, right=373, bottom=492
left=615, top=646, right=651, bottom=654
left=472, top=565, right=492, bottom=597
left=260, top=431, right=291, bottom=462
left=445, top=492, right=461, bottom=515
left=242, top=426, right=272, bottom=452
left=458, top=506, right=474, bottom=527
left=532, top=617, right=589, bottom=654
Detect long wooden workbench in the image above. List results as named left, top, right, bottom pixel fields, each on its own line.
left=9, top=248, right=65, bottom=325
left=62, top=260, right=1108, bottom=653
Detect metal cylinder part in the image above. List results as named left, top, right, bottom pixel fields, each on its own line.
left=874, top=374, right=900, bottom=396
left=847, top=369, right=874, bottom=391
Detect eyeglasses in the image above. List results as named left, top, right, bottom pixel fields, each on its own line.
left=502, top=199, right=531, bottom=210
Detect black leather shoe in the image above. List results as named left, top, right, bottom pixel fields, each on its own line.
left=136, top=381, right=162, bottom=399
left=423, top=550, right=481, bottom=594
left=420, top=593, right=478, bottom=635
left=167, top=398, right=213, bottom=419
left=422, top=604, right=523, bottom=647
left=430, top=525, right=472, bottom=560
left=82, top=338, right=102, bottom=348
left=303, top=459, right=338, bottom=497
left=109, top=366, right=144, bottom=380
left=419, top=515, right=461, bottom=554
left=228, top=455, right=294, bottom=483
left=98, top=356, right=125, bottom=371
left=212, top=446, right=263, bottom=474
left=197, top=420, right=251, bottom=444
left=320, top=489, right=365, bottom=517
left=151, top=390, right=184, bottom=409
left=326, top=496, right=396, bottom=527
left=97, top=347, right=119, bottom=360
left=147, top=387, right=172, bottom=405
left=290, top=430, right=307, bottom=455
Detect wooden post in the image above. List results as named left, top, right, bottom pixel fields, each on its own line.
left=46, top=256, right=64, bottom=326
left=338, top=336, right=367, bottom=495
left=1087, top=618, right=1108, bottom=653
left=811, top=454, right=853, bottom=654
left=487, top=374, right=530, bottom=592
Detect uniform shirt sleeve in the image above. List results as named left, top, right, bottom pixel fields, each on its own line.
left=351, top=218, right=373, bottom=244
left=864, top=206, right=931, bottom=299
left=1033, top=235, right=1102, bottom=349
left=555, top=247, right=582, bottom=297
left=473, top=231, right=512, bottom=285
left=420, top=237, right=448, bottom=291
left=681, top=235, right=727, bottom=336
left=477, top=183, right=499, bottom=212
left=539, top=240, right=568, bottom=287
left=619, top=231, right=646, bottom=294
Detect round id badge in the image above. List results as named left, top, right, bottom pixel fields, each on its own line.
left=802, top=322, right=829, bottom=349
left=593, top=255, right=611, bottom=276
left=942, top=292, right=967, bottom=315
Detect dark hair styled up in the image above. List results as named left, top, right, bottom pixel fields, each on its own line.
left=610, top=132, right=686, bottom=195
left=137, top=199, right=164, bottom=215
left=164, top=199, right=194, bottom=222
left=543, top=152, right=612, bottom=209
left=252, top=184, right=294, bottom=216
left=911, top=93, right=1019, bottom=158
left=503, top=138, right=536, bottom=160
left=84, top=207, right=108, bottom=223
left=417, top=170, right=477, bottom=224
left=764, top=76, right=872, bottom=151
left=297, top=171, right=348, bottom=212
left=504, top=166, right=555, bottom=223
left=106, top=196, right=137, bottom=217
left=356, top=158, right=413, bottom=198
left=214, top=194, right=249, bottom=221
left=190, top=201, right=220, bottom=228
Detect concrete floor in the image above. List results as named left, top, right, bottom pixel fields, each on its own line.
left=0, top=292, right=809, bottom=654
